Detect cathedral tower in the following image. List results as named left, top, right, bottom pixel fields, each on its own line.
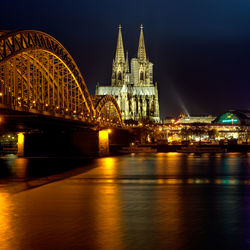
left=131, top=25, right=153, bottom=86
left=111, top=25, right=126, bottom=86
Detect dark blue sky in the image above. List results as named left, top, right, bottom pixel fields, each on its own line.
left=1, top=0, right=250, bottom=117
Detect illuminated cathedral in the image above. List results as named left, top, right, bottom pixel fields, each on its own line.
left=95, top=25, right=160, bottom=122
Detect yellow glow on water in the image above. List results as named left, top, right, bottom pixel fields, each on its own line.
left=103, top=157, right=115, bottom=168
left=100, top=157, right=116, bottom=176
left=94, top=163, right=123, bottom=250
left=15, top=158, right=28, bottom=179
left=165, top=179, right=183, bottom=184
left=106, top=179, right=114, bottom=183
left=0, top=193, right=14, bottom=249
left=157, top=179, right=165, bottom=184
left=167, top=152, right=179, bottom=156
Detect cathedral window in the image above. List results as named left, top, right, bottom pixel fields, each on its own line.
left=140, top=72, right=144, bottom=81
left=118, top=72, right=122, bottom=81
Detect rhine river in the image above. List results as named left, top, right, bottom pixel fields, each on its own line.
left=0, top=152, right=250, bottom=250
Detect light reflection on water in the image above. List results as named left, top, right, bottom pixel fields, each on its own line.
left=0, top=152, right=250, bottom=249
left=0, top=193, right=14, bottom=250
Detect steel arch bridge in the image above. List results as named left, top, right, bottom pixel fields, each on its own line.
left=93, top=95, right=123, bottom=126
left=0, top=30, right=123, bottom=127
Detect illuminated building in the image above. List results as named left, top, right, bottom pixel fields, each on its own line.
left=159, top=110, right=249, bottom=144
left=213, top=110, right=250, bottom=126
left=95, top=25, right=160, bottom=122
left=213, top=110, right=250, bottom=142
left=177, top=115, right=216, bottom=124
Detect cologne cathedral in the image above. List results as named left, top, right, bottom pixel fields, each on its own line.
left=95, top=25, right=160, bottom=122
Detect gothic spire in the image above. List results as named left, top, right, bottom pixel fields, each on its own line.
left=137, top=24, right=147, bottom=61
left=115, top=24, right=125, bottom=63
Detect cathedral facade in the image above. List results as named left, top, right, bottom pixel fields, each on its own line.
left=95, top=25, right=160, bottom=122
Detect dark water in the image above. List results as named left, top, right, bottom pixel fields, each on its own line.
left=0, top=153, right=250, bottom=250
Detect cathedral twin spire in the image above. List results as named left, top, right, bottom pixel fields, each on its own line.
left=114, top=24, right=147, bottom=64
left=112, top=24, right=149, bottom=86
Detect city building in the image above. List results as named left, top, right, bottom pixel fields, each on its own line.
left=159, top=110, right=250, bottom=144
left=95, top=25, right=160, bottom=122
left=212, top=110, right=250, bottom=142
left=163, top=111, right=216, bottom=125
left=177, top=115, right=216, bottom=124
left=213, top=110, right=250, bottom=126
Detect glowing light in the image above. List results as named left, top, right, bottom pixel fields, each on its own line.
left=221, top=119, right=238, bottom=123
left=45, top=103, right=49, bottom=107
left=108, top=129, right=112, bottom=133
left=0, top=193, right=13, bottom=250
left=0, top=92, right=2, bottom=96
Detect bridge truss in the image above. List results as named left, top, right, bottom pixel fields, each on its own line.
left=93, top=95, right=123, bottom=126
left=0, top=30, right=123, bottom=127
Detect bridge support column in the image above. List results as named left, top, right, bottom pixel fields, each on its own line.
left=98, top=130, right=110, bottom=156
left=17, top=132, right=25, bottom=157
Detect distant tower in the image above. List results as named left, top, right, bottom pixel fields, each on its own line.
left=111, top=24, right=126, bottom=86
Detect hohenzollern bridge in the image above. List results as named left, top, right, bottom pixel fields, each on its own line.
left=0, top=30, right=125, bottom=156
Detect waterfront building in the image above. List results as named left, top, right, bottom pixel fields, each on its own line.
left=177, top=115, right=216, bottom=124
left=212, top=110, right=250, bottom=143
left=213, top=110, right=250, bottom=126
left=95, top=25, right=160, bottom=122
left=159, top=110, right=250, bottom=144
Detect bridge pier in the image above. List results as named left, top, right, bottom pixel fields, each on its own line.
left=98, top=130, right=110, bottom=156
left=17, top=132, right=25, bottom=157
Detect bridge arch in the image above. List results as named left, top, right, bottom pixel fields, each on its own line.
left=94, top=95, right=123, bottom=127
left=0, top=30, right=95, bottom=119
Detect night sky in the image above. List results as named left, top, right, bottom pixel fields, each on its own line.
left=1, top=0, right=250, bottom=118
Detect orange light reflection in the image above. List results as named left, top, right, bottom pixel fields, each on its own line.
left=0, top=193, right=14, bottom=249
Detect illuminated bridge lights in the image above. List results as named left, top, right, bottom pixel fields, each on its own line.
left=0, top=30, right=123, bottom=128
